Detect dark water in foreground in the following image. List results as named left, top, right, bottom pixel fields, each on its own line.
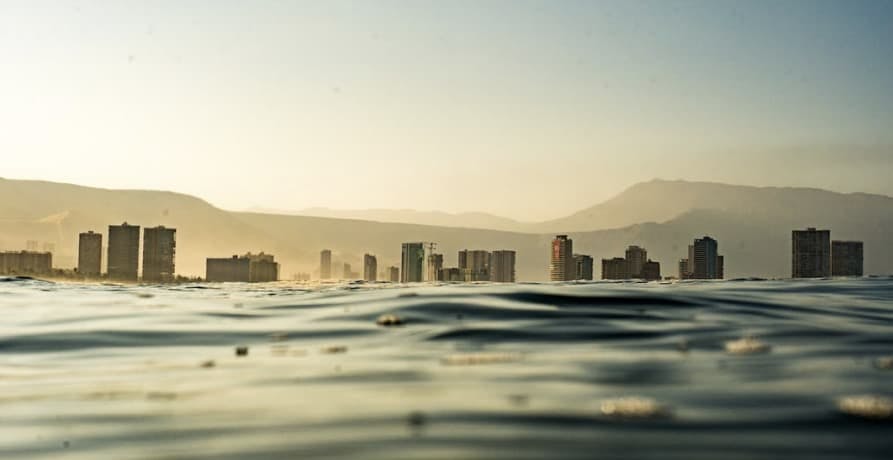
left=1, top=278, right=892, bottom=459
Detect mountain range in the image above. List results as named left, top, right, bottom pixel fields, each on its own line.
left=1, top=177, right=891, bottom=280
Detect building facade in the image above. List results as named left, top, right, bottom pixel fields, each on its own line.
left=206, top=252, right=278, bottom=282
left=641, top=260, right=661, bottom=281
left=363, top=254, right=378, bottom=282
left=831, top=240, right=863, bottom=277
left=0, top=251, right=52, bottom=275
left=388, top=266, right=400, bottom=282
left=401, top=242, right=425, bottom=283
left=490, top=250, right=517, bottom=282
left=550, top=235, right=575, bottom=281
left=427, top=253, right=444, bottom=282
left=792, top=228, right=831, bottom=278
left=625, top=246, right=647, bottom=278
left=458, top=250, right=490, bottom=281
left=142, top=226, right=176, bottom=283
left=108, top=222, right=140, bottom=281
left=78, top=231, right=102, bottom=277
left=574, top=254, right=594, bottom=280
left=601, top=257, right=629, bottom=280
left=438, top=267, right=463, bottom=282
left=319, top=249, right=332, bottom=280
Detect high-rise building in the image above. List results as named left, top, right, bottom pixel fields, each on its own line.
left=388, top=266, right=400, bottom=282
left=78, top=231, right=102, bottom=277
left=490, top=250, right=517, bottom=282
left=108, top=222, right=140, bottom=281
left=601, top=257, right=629, bottom=280
left=689, top=236, right=723, bottom=280
left=678, top=259, right=690, bottom=280
left=427, top=253, right=444, bottom=282
left=792, top=228, right=831, bottom=278
left=142, top=226, right=176, bottom=283
left=437, top=267, right=463, bottom=282
left=550, top=235, right=575, bottom=281
left=206, top=252, right=278, bottom=282
left=832, top=241, right=863, bottom=277
left=458, top=249, right=490, bottom=281
left=320, top=249, right=332, bottom=280
left=574, top=254, right=594, bottom=280
left=625, top=246, right=647, bottom=278
left=0, top=251, right=52, bottom=275
left=401, top=243, right=425, bottom=282
left=641, top=260, right=661, bottom=281
left=363, top=254, right=378, bottom=282
left=343, top=262, right=353, bottom=280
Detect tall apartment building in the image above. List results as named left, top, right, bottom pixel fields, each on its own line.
left=77, top=231, right=102, bottom=277
left=458, top=249, right=490, bottom=281
left=574, top=254, right=594, bottom=280
left=625, top=246, right=647, bottom=278
left=550, top=235, right=575, bottom=281
left=388, top=266, right=400, bottom=282
left=401, top=242, right=425, bottom=283
left=0, top=251, right=52, bottom=275
left=490, top=250, right=517, bottom=282
left=142, top=226, right=176, bottom=283
left=427, top=253, right=444, bottom=282
left=601, top=257, right=629, bottom=280
left=363, top=254, right=378, bottom=282
left=206, top=252, right=278, bottom=282
left=108, top=222, right=140, bottom=281
left=792, top=228, right=831, bottom=278
left=319, top=249, right=332, bottom=280
left=438, top=267, right=464, bottom=282
left=641, top=260, right=661, bottom=281
left=690, top=236, right=720, bottom=279
left=831, top=241, right=863, bottom=277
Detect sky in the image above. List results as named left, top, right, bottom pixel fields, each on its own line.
left=1, top=0, right=892, bottom=221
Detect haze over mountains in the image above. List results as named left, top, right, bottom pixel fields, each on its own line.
left=1, top=177, right=891, bottom=280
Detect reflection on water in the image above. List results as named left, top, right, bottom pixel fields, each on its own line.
left=1, top=278, right=892, bottom=459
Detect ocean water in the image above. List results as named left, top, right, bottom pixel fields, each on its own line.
left=1, top=277, right=892, bottom=459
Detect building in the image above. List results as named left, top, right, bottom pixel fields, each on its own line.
left=0, top=251, right=52, bottom=275
left=343, top=263, right=353, bottom=280
left=438, top=267, right=464, bottom=282
left=401, top=243, right=425, bottom=282
left=641, top=260, right=661, bottom=281
left=142, top=226, right=176, bottom=283
left=77, top=231, right=102, bottom=277
left=574, top=254, right=594, bottom=280
left=832, top=241, right=863, bottom=277
left=792, top=228, right=831, bottom=278
left=388, top=266, right=400, bottom=282
left=680, top=236, right=723, bottom=280
left=363, top=254, right=377, bottom=282
left=320, top=249, right=332, bottom=280
left=427, top=253, right=443, bottom=282
left=601, top=257, right=629, bottom=280
left=206, top=252, right=279, bottom=282
left=550, top=235, right=575, bottom=281
left=458, top=249, right=490, bottom=281
left=107, top=222, right=140, bottom=281
left=625, top=246, right=647, bottom=278
left=490, top=250, right=517, bottom=282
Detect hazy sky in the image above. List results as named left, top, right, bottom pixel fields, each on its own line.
left=2, top=0, right=892, bottom=221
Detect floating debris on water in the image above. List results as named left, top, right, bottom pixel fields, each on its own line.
left=321, top=345, right=348, bottom=354
left=235, top=346, right=249, bottom=357
left=837, top=395, right=893, bottom=420
left=376, top=314, right=404, bottom=326
left=200, top=360, right=215, bottom=368
left=134, top=292, right=154, bottom=299
left=600, top=397, right=672, bottom=420
left=873, top=357, right=893, bottom=370
left=441, top=352, right=523, bottom=366
left=725, top=336, right=772, bottom=355
left=407, top=411, right=426, bottom=428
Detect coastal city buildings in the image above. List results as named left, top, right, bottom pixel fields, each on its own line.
left=401, top=242, right=425, bottom=282
left=831, top=241, right=863, bottom=277
left=625, top=246, right=647, bottom=279
left=601, top=245, right=661, bottom=280
left=319, top=249, right=332, bottom=280
left=77, top=231, right=102, bottom=277
left=792, top=228, right=831, bottom=278
left=438, top=267, right=464, bottom=281
left=574, top=254, right=594, bottom=280
left=601, top=257, right=629, bottom=280
left=427, top=253, right=443, bottom=282
left=142, top=226, right=176, bottom=282
left=107, top=222, right=140, bottom=281
left=0, top=251, right=52, bottom=275
left=678, top=236, right=724, bottom=280
left=363, top=254, right=377, bottom=282
left=490, top=250, right=516, bottom=282
left=641, top=260, right=661, bottom=281
left=458, top=249, right=490, bottom=281
left=550, top=235, right=575, bottom=281
left=388, top=266, right=400, bottom=282
left=206, top=252, right=279, bottom=282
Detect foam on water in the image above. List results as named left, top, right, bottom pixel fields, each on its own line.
left=1, top=277, right=892, bottom=459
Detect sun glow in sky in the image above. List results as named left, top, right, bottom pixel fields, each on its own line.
left=2, top=0, right=892, bottom=220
